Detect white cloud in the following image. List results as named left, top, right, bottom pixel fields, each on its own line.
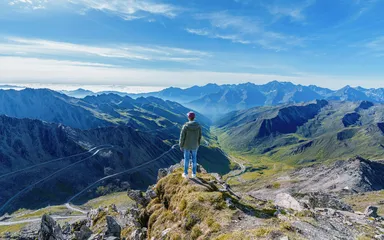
left=0, top=37, right=210, bottom=63
left=68, top=0, right=181, bottom=19
left=8, top=0, right=48, bottom=10
left=0, top=56, right=381, bottom=89
left=6, top=0, right=182, bottom=19
left=185, top=28, right=251, bottom=44
left=186, top=12, right=304, bottom=51
left=265, top=0, right=315, bottom=22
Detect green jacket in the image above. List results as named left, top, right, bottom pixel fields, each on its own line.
left=179, top=121, right=202, bottom=150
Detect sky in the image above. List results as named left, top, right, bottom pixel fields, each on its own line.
left=1, top=0, right=384, bottom=92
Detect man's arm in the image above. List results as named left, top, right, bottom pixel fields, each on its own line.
left=179, top=125, right=186, bottom=149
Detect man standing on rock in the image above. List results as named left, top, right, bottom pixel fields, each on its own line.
left=179, top=111, right=202, bottom=179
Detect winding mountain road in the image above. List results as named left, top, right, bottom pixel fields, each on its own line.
left=64, top=203, right=88, bottom=215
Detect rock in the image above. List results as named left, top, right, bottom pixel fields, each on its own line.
left=74, top=225, right=92, bottom=240
left=145, top=187, right=157, bottom=200
left=226, top=198, right=235, bottom=209
left=275, top=193, right=303, bottom=212
left=161, top=228, right=172, bottom=237
left=279, top=236, right=289, bottom=240
left=105, top=216, right=121, bottom=238
left=157, top=168, right=168, bottom=181
left=299, top=192, right=353, bottom=211
left=127, top=189, right=149, bottom=207
left=130, top=228, right=147, bottom=240
left=375, top=235, right=384, bottom=240
left=61, top=222, right=71, bottom=235
left=365, top=206, right=379, bottom=218
left=38, top=214, right=64, bottom=240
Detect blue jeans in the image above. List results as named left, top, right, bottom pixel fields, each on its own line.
left=184, top=149, right=197, bottom=175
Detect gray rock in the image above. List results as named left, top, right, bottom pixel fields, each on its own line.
left=365, top=206, right=379, bottom=218
left=157, top=168, right=168, bottom=181
left=105, top=216, right=121, bottom=238
left=145, top=187, right=157, bottom=200
left=38, top=214, right=64, bottom=240
left=275, top=193, right=303, bottom=212
left=130, top=228, right=147, bottom=240
left=127, top=189, right=149, bottom=207
left=74, top=225, right=92, bottom=240
left=226, top=198, right=235, bottom=209
left=299, top=192, right=353, bottom=211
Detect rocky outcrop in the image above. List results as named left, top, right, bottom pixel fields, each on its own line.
left=298, top=192, right=353, bottom=211
left=365, top=206, right=379, bottom=218
left=38, top=214, right=64, bottom=240
left=342, top=112, right=361, bottom=127
left=275, top=193, right=303, bottom=211
left=258, top=100, right=328, bottom=137
left=355, top=101, right=374, bottom=111
left=292, top=157, right=384, bottom=193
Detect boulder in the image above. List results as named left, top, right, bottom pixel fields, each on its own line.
left=364, top=206, right=379, bottom=218
left=157, top=168, right=168, bottom=181
left=74, top=225, right=92, bottom=240
left=127, top=189, right=149, bottom=207
left=275, top=193, right=303, bottom=212
left=145, top=187, right=157, bottom=200
left=38, top=214, right=64, bottom=240
left=105, top=216, right=121, bottom=238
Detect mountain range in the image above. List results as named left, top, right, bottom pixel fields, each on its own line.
left=59, top=81, right=384, bottom=118
left=215, top=100, right=384, bottom=164
left=0, top=88, right=210, bottom=132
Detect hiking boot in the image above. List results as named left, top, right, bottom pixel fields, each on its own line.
left=182, top=173, right=188, bottom=179
left=191, top=174, right=196, bottom=179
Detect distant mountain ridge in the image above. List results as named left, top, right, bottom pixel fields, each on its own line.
left=215, top=100, right=384, bottom=163
left=0, top=88, right=210, bottom=132
left=61, top=81, right=384, bottom=118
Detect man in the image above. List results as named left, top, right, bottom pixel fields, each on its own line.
left=179, top=111, right=202, bottom=179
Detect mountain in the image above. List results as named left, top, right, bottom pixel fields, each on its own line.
left=215, top=100, right=384, bottom=163
left=60, top=88, right=95, bottom=98
left=0, top=115, right=230, bottom=213
left=127, top=81, right=384, bottom=118
left=0, top=88, right=210, bottom=132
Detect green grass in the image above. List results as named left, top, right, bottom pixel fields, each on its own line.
left=0, top=223, right=27, bottom=237
left=13, top=205, right=81, bottom=221
left=82, top=191, right=134, bottom=209
left=343, top=191, right=384, bottom=215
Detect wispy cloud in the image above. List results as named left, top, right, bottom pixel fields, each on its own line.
left=0, top=37, right=210, bottom=63
left=7, top=0, right=182, bottom=19
left=186, top=11, right=304, bottom=51
left=264, top=0, right=315, bottom=22
left=363, top=36, right=384, bottom=56
left=185, top=28, right=251, bottom=44
left=8, top=0, right=48, bottom=10
left=1, top=56, right=382, bottom=89
left=69, top=0, right=182, bottom=20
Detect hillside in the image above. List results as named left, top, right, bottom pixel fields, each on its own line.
left=0, top=115, right=230, bottom=214
left=3, top=163, right=383, bottom=239
left=215, top=100, right=384, bottom=164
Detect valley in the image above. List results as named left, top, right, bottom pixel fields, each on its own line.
left=1, top=84, right=384, bottom=239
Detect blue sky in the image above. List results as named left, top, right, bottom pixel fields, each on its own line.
left=0, top=0, right=384, bottom=91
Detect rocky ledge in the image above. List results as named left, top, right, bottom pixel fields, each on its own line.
left=30, top=161, right=384, bottom=240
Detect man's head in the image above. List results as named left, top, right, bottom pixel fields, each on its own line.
left=187, top=111, right=196, bottom=121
